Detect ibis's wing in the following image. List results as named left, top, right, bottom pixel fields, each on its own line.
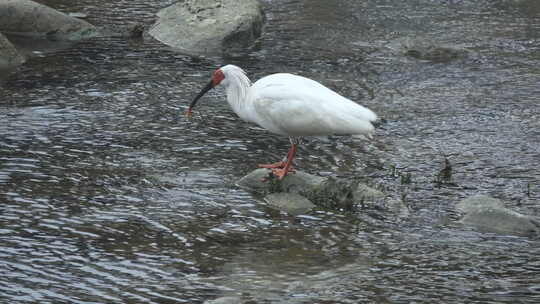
left=250, top=73, right=376, bottom=137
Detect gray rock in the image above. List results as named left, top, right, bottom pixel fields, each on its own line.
left=398, top=37, right=467, bottom=63
left=148, top=0, right=264, bottom=56
left=0, top=0, right=97, bottom=40
left=281, top=171, right=328, bottom=194
left=0, top=32, right=25, bottom=70
left=264, top=192, right=316, bottom=215
left=353, top=183, right=385, bottom=202
left=238, top=169, right=388, bottom=214
left=456, top=195, right=540, bottom=237
left=236, top=168, right=276, bottom=192
left=236, top=168, right=327, bottom=194
left=386, top=199, right=410, bottom=219
left=456, top=195, right=505, bottom=213
left=405, top=46, right=465, bottom=63
left=98, top=23, right=145, bottom=39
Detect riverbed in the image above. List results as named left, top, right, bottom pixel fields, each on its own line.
left=1, top=0, right=539, bottom=303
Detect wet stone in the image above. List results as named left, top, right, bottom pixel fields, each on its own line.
left=456, top=195, right=540, bottom=237
left=386, top=199, right=410, bottom=219
left=0, top=0, right=98, bottom=40
left=353, top=183, right=385, bottom=202
left=148, top=0, right=265, bottom=56
left=236, top=168, right=327, bottom=194
left=0, top=32, right=25, bottom=71
left=400, top=38, right=468, bottom=63
left=264, top=192, right=316, bottom=215
left=405, top=46, right=466, bottom=63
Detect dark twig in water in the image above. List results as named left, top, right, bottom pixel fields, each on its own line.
left=434, top=157, right=455, bottom=187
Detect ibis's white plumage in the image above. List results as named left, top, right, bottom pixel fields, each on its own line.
left=219, top=64, right=377, bottom=137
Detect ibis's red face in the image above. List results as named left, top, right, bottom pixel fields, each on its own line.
left=212, top=69, right=225, bottom=87
left=186, top=68, right=225, bottom=118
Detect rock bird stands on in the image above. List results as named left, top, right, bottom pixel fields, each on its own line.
left=188, top=65, right=377, bottom=179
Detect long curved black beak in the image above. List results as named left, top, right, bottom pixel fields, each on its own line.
left=186, top=80, right=213, bottom=118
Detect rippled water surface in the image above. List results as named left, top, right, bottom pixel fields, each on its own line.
left=1, top=0, right=540, bottom=303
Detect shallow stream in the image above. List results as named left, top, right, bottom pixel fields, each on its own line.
left=1, top=0, right=540, bottom=303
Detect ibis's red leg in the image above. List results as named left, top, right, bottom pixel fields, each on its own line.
left=268, top=142, right=297, bottom=180
left=258, top=140, right=296, bottom=169
left=258, top=161, right=286, bottom=169
left=258, top=137, right=299, bottom=180
left=258, top=146, right=294, bottom=169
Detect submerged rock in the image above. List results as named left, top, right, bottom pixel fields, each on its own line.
left=148, top=0, right=265, bottom=56
left=386, top=199, right=410, bottom=219
left=0, top=32, right=25, bottom=71
left=405, top=46, right=465, bottom=63
left=98, top=23, right=145, bottom=39
left=265, top=193, right=316, bottom=215
left=354, top=183, right=385, bottom=202
left=399, top=38, right=467, bottom=63
left=456, top=195, right=540, bottom=237
left=0, top=0, right=98, bottom=40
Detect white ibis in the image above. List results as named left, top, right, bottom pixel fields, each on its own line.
left=187, top=65, right=377, bottom=180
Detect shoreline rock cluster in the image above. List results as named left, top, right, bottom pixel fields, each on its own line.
left=238, top=169, right=539, bottom=238
left=0, top=0, right=97, bottom=71
left=0, top=0, right=265, bottom=72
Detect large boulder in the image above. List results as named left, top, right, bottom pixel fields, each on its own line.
left=0, top=32, right=25, bottom=71
left=456, top=195, right=540, bottom=237
left=148, top=0, right=265, bottom=56
left=0, top=0, right=97, bottom=40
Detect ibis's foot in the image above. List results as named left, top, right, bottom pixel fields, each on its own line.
left=270, top=166, right=295, bottom=180
left=258, top=161, right=286, bottom=169
left=259, top=165, right=295, bottom=182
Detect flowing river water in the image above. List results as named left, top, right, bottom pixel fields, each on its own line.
left=1, top=0, right=540, bottom=303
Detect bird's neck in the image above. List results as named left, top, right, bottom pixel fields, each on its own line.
left=226, top=84, right=248, bottom=108
left=225, top=72, right=252, bottom=120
